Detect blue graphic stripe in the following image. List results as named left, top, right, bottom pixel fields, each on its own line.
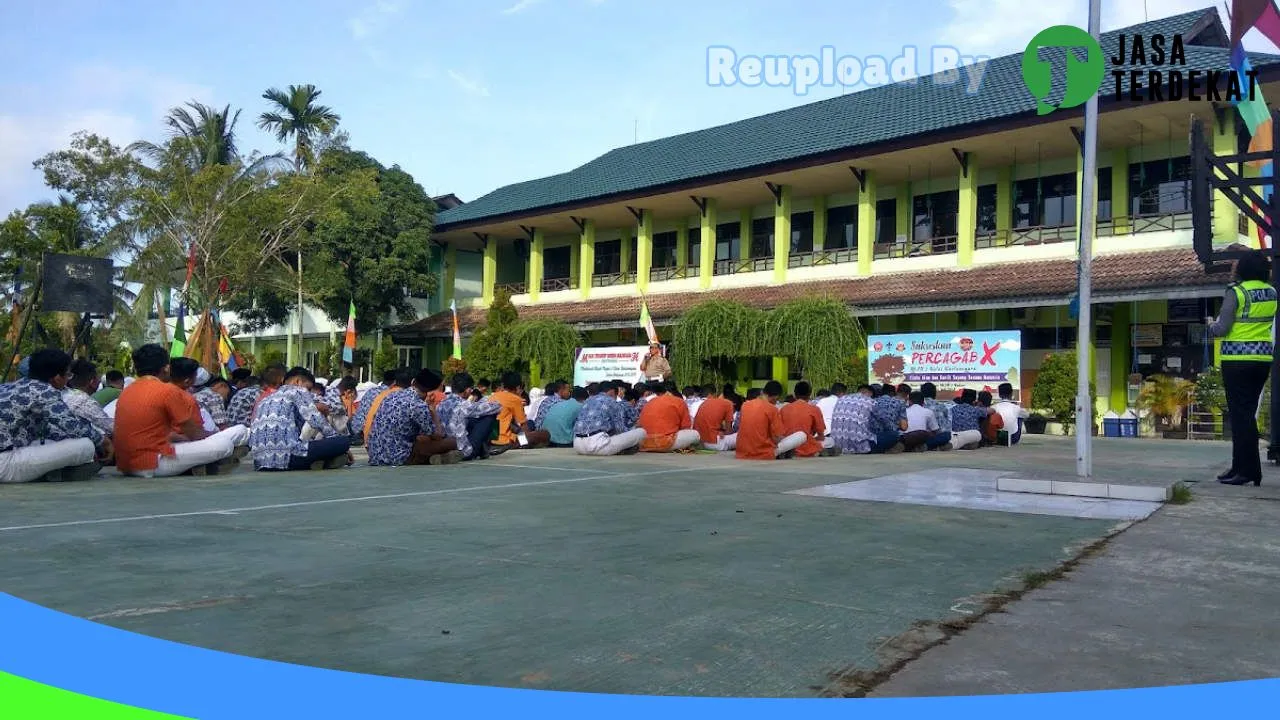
left=2, top=592, right=1279, bottom=718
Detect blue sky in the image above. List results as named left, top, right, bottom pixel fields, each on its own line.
left=0, top=0, right=1254, bottom=215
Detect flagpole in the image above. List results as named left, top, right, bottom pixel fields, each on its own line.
left=1075, top=0, right=1100, bottom=480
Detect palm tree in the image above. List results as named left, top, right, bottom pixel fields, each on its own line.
left=130, top=101, right=242, bottom=169
left=257, top=84, right=341, bottom=171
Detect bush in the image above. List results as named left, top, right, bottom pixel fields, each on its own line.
left=1138, top=374, right=1195, bottom=428
left=465, top=289, right=521, bottom=381
left=442, top=356, right=467, bottom=379
left=1034, top=351, right=1096, bottom=430
left=372, top=336, right=397, bottom=376
left=1194, top=367, right=1226, bottom=412
left=256, top=347, right=285, bottom=372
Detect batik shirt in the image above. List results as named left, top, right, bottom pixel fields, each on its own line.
left=249, top=385, right=335, bottom=470
left=367, top=389, right=435, bottom=466
left=829, top=394, right=875, bottom=454
left=621, top=402, right=640, bottom=429
left=351, top=383, right=388, bottom=437
left=950, top=403, right=985, bottom=433
left=573, top=394, right=629, bottom=436
left=322, top=384, right=350, bottom=431
left=870, top=395, right=907, bottom=434
left=62, top=387, right=114, bottom=436
left=438, top=394, right=501, bottom=458
left=227, top=386, right=261, bottom=427
left=193, top=387, right=228, bottom=427
left=0, top=379, right=105, bottom=453
left=923, top=398, right=953, bottom=433
left=532, top=395, right=562, bottom=429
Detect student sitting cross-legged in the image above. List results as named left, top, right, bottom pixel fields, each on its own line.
left=948, top=388, right=986, bottom=450
left=573, top=381, right=647, bottom=456
left=900, top=391, right=953, bottom=452
left=779, top=381, right=839, bottom=457
left=490, top=372, right=551, bottom=451
left=694, top=383, right=737, bottom=451
left=437, top=372, right=503, bottom=461
left=735, top=381, right=807, bottom=460
left=543, top=386, right=587, bottom=448
left=638, top=381, right=702, bottom=452
left=365, top=369, right=461, bottom=466
left=0, top=349, right=112, bottom=483
left=113, top=345, right=246, bottom=478
left=249, top=366, right=351, bottom=471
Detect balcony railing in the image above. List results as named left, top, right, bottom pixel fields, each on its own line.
left=495, top=281, right=527, bottom=295
left=1096, top=211, right=1194, bottom=236
left=650, top=264, right=697, bottom=282
left=975, top=224, right=1076, bottom=249
left=713, top=257, right=774, bottom=276
left=873, top=235, right=958, bottom=259
left=788, top=247, right=857, bottom=268
left=592, top=271, right=637, bottom=287
left=540, top=277, right=579, bottom=292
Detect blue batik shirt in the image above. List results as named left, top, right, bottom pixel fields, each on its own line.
left=367, top=389, right=435, bottom=467
left=0, top=378, right=105, bottom=453
left=923, top=398, right=953, bottom=433
left=829, top=394, right=874, bottom=454
left=533, top=395, right=562, bottom=429
left=573, top=394, right=628, bottom=436
left=249, top=385, right=335, bottom=470
left=227, top=386, right=261, bottom=427
left=870, top=395, right=907, bottom=434
left=950, top=403, right=985, bottom=433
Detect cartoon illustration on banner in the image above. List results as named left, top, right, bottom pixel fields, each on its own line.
left=867, top=331, right=1021, bottom=393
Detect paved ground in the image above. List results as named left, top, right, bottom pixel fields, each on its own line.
left=0, top=435, right=1271, bottom=697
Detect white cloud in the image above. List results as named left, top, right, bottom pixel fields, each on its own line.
left=951, top=336, right=964, bottom=344
left=448, top=70, right=491, bottom=97
left=1002, top=338, right=1022, bottom=351
left=938, top=0, right=1218, bottom=57
left=502, top=0, right=543, bottom=14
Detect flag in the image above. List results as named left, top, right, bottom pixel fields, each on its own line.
left=215, top=312, right=239, bottom=372
left=450, top=299, right=462, bottom=360
left=342, top=299, right=356, bottom=364
left=170, top=303, right=187, bottom=358
left=639, top=295, right=658, bottom=345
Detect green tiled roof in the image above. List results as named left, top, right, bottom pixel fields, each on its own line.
left=438, top=8, right=1276, bottom=230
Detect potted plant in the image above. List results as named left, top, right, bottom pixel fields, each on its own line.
left=1033, top=351, right=1096, bottom=435
left=1025, top=412, right=1048, bottom=434
left=1138, top=374, right=1195, bottom=437
left=1193, top=366, right=1227, bottom=438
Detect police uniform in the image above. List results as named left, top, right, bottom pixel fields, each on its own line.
left=1216, top=278, right=1277, bottom=484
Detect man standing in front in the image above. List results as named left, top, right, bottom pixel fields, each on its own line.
left=639, top=342, right=671, bottom=382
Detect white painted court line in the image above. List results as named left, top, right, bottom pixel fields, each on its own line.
left=482, top=462, right=624, bottom=475
left=0, top=467, right=709, bottom=533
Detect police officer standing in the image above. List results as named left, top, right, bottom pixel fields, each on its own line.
left=1208, top=250, right=1277, bottom=486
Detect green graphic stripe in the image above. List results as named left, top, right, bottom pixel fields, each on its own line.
left=0, top=671, right=191, bottom=719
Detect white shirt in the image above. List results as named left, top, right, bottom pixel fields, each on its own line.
left=687, top=398, right=704, bottom=420
left=994, top=400, right=1027, bottom=434
left=905, top=404, right=939, bottom=433
left=814, top=395, right=839, bottom=434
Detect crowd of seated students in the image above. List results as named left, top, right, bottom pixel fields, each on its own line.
left=0, top=346, right=1028, bottom=484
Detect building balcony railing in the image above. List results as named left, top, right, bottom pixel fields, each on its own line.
left=713, top=256, right=774, bottom=276
left=873, top=235, right=958, bottom=259
left=495, top=281, right=527, bottom=295
left=788, top=247, right=858, bottom=268
left=592, top=271, right=637, bottom=287
left=1096, top=211, right=1194, bottom=237
left=974, top=211, right=1195, bottom=249
left=540, top=276, right=579, bottom=292
left=975, top=224, right=1075, bottom=249
left=650, top=264, right=698, bottom=282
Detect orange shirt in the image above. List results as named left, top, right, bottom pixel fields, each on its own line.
left=982, top=407, right=1004, bottom=443
left=693, top=396, right=734, bottom=444
left=638, top=393, right=692, bottom=437
left=114, top=376, right=200, bottom=473
left=780, top=399, right=825, bottom=457
left=735, top=397, right=785, bottom=461
left=491, top=389, right=527, bottom=445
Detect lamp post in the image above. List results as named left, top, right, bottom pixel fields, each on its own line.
left=1076, top=0, right=1101, bottom=479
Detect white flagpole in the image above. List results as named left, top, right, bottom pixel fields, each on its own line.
left=1076, top=0, right=1101, bottom=479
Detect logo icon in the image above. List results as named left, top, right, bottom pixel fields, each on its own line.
left=1021, top=25, right=1105, bottom=115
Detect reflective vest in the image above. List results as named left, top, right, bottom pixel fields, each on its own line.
left=1221, top=279, right=1277, bottom=362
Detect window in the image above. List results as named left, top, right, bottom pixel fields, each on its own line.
left=1098, top=167, right=1113, bottom=221
left=912, top=190, right=959, bottom=242
left=715, top=221, right=740, bottom=261
left=826, top=205, right=857, bottom=249
left=688, top=227, right=701, bottom=267
left=750, top=217, right=773, bottom=258
left=1014, top=172, right=1076, bottom=228
left=790, top=211, right=814, bottom=254
left=875, top=199, right=897, bottom=245
left=543, top=245, right=571, bottom=279
left=304, top=350, right=320, bottom=372
left=750, top=357, right=772, bottom=380
left=977, top=185, right=998, bottom=236
left=396, top=347, right=423, bottom=371
left=652, top=231, right=679, bottom=268
left=1130, top=156, right=1191, bottom=216
left=594, top=239, right=621, bottom=275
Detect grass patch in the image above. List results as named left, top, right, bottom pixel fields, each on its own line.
left=1170, top=482, right=1193, bottom=505
left=1020, top=569, right=1057, bottom=590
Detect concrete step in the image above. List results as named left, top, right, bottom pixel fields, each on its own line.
left=996, top=477, right=1170, bottom=503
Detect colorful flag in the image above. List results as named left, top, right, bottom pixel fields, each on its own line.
left=639, top=295, right=658, bottom=345
left=1228, top=3, right=1280, bottom=247
left=215, top=312, right=239, bottom=372
left=342, top=299, right=356, bottom=364
left=170, top=303, right=187, bottom=358
left=450, top=299, right=462, bottom=360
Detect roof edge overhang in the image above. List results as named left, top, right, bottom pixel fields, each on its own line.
left=436, top=62, right=1280, bottom=235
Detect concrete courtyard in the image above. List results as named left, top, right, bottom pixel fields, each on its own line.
left=1, top=435, right=1275, bottom=697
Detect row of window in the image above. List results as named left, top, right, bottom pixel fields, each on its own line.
left=538, top=158, right=1194, bottom=279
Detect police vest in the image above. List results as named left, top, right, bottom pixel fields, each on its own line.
left=1222, top=279, right=1277, bottom=362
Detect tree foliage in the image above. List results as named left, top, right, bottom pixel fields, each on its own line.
left=464, top=290, right=521, bottom=382
left=258, top=84, right=341, bottom=171
left=767, top=297, right=865, bottom=387
left=372, top=336, right=398, bottom=376
left=510, top=319, right=581, bottom=384
left=1034, top=351, right=1097, bottom=429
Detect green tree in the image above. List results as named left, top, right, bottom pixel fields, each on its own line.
left=131, top=102, right=244, bottom=170
left=510, top=319, right=580, bottom=385
left=372, top=336, right=398, bottom=376
left=1034, top=350, right=1097, bottom=431
left=464, top=290, right=520, bottom=382
left=258, top=84, right=342, bottom=172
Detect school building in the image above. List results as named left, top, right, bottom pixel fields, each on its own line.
left=404, top=9, right=1277, bottom=415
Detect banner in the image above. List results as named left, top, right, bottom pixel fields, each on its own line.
left=573, top=345, right=650, bottom=387
left=867, top=330, right=1021, bottom=392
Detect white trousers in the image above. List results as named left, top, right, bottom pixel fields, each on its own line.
left=656, top=429, right=702, bottom=452
left=574, top=429, right=647, bottom=456
left=705, top=433, right=738, bottom=451
left=0, top=438, right=96, bottom=483
left=136, top=426, right=247, bottom=478
left=951, top=429, right=982, bottom=450
left=775, top=431, right=808, bottom=456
